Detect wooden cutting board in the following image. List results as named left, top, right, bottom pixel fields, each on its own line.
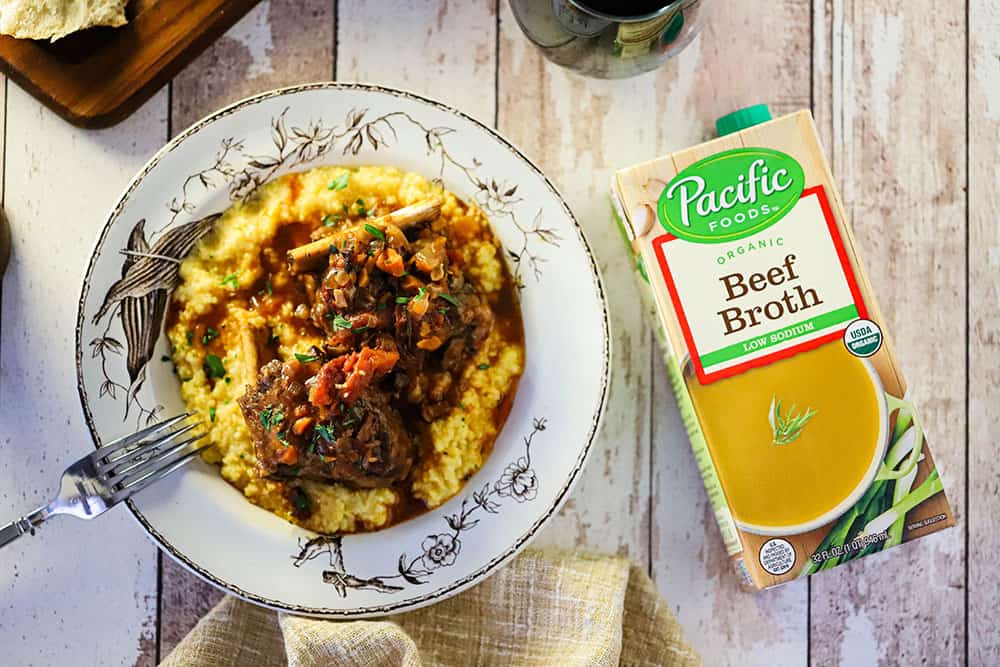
left=0, top=0, right=260, bottom=128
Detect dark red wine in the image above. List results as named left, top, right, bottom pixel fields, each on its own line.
left=574, top=0, right=673, bottom=17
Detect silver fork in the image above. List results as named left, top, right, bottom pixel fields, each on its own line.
left=0, top=414, right=208, bottom=549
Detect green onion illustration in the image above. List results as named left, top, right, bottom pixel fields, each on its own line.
left=797, top=398, right=945, bottom=578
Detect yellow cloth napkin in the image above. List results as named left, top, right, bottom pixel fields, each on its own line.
left=161, top=549, right=701, bottom=666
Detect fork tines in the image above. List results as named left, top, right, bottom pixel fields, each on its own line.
left=93, top=414, right=210, bottom=502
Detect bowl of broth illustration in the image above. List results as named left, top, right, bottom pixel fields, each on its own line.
left=684, top=343, right=890, bottom=536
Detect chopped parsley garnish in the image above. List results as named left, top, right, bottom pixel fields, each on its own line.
left=315, top=423, right=336, bottom=442
left=220, top=273, right=240, bottom=289
left=395, top=296, right=410, bottom=304
left=322, top=214, right=338, bottom=227
left=294, top=352, right=321, bottom=363
left=330, top=314, right=353, bottom=331
left=341, top=416, right=358, bottom=428
left=353, top=325, right=369, bottom=333
left=439, top=293, right=459, bottom=307
left=327, top=172, right=350, bottom=191
left=477, top=363, right=490, bottom=370
left=276, top=431, right=289, bottom=445
left=185, top=330, right=194, bottom=346
left=209, top=407, right=217, bottom=422
left=203, top=354, right=226, bottom=378
left=293, top=488, right=311, bottom=514
left=265, top=276, right=273, bottom=296
left=415, top=287, right=427, bottom=301
left=259, top=407, right=285, bottom=431
left=377, top=301, right=388, bottom=311
left=356, top=198, right=368, bottom=217
left=201, top=327, right=220, bottom=345
left=364, top=223, right=385, bottom=241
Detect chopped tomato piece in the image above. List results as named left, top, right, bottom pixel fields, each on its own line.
left=408, top=294, right=430, bottom=318
left=417, top=336, right=443, bottom=351
left=278, top=444, right=299, bottom=465
left=375, top=248, right=405, bottom=277
left=292, top=417, right=313, bottom=435
left=309, top=347, right=400, bottom=407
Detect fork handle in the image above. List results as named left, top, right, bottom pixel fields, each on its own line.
left=0, top=517, right=36, bottom=549
left=0, top=506, right=49, bottom=549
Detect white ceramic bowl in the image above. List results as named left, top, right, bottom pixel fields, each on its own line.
left=75, top=83, right=609, bottom=617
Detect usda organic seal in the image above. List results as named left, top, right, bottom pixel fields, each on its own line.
left=843, top=318, right=883, bottom=357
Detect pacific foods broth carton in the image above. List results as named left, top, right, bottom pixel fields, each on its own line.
left=612, top=106, right=955, bottom=589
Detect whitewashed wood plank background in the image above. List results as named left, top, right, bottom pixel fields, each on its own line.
left=0, top=1, right=996, bottom=665
left=811, top=3, right=968, bottom=664
left=969, top=1, right=1000, bottom=665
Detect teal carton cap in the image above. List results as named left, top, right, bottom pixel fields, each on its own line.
left=716, top=105, right=772, bottom=136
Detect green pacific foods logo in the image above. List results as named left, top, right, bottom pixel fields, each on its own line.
left=658, top=148, right=805, bottom=243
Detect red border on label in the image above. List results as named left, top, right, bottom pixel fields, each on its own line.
left=652, top=186, right=869, bottom=385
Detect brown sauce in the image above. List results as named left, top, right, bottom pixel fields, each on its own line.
left=287, top=173, right=303, bottom=204
left=386, top=482, right=433, bottom=526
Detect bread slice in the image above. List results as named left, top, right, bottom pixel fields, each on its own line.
left=0, top=0, right=128, bottom=41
